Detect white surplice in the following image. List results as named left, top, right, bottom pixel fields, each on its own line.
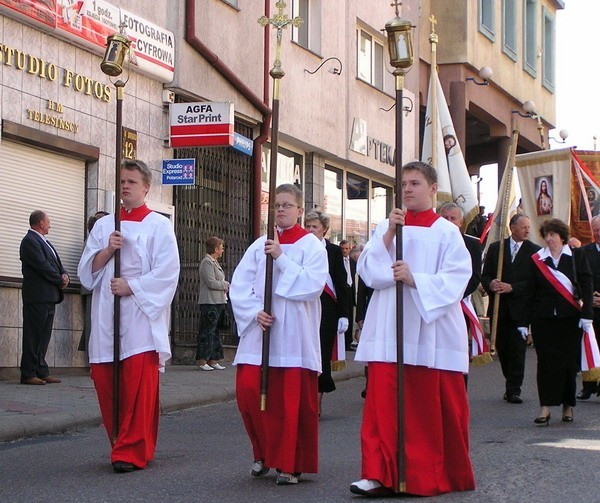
left=355, top=214, right=471, bottom=373
left=230, top=227, right=328, bottom=372
left=77, top=212, right=180, bottom=370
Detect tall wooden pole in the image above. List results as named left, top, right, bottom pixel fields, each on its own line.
left=112, top=81, right=125, bottom=443
left=394, top=68, right=406, bottom=493
left=257, top=1, right=302, bottom=411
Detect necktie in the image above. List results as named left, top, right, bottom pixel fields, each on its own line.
left=511, top=243, right=519, bottom=262
left=344, top=257, right=352, bottom=286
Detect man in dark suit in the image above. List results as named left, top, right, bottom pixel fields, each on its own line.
left=439, top=203, right=481, bottom=298
left=577, top=215, right=600, bottom=399
left=19, top=210, right=69, bottom=385
left=482, top=214, right=540, bottom=404
left=304, top=211, right=349, bottom=414
left=340, top=240, right=356, bottom=350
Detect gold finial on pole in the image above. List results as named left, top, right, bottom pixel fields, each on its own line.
left=428, top=14, right=438, bottom=45
left=391, top=0, right=403, bottom=17
left=258, top=0, right=302, bottom=80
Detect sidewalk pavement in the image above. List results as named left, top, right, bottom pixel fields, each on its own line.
left=0, top=355, right=365, bottom=444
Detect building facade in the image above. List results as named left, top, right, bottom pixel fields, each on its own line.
left=0, top=0, right=562, bottom=371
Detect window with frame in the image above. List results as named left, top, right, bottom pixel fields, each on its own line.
left=291, top=0, right=322, bottom=54
left=357, top=28, right=384, bottom=90
left=502, top=0, right=517, bottom=60
left=542, top=7, right=555, bottom=92
left=324, top=166, right=343, bottom=243
left=346, top=173, right=369, bottom=244
left=479, top=0, right=495, bottom=41
left=523, top=0, right=538, bottom=77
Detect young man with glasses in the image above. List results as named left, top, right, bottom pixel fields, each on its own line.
left=230, top=183, right=328, bottom=486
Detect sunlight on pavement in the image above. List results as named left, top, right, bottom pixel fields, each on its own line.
left=535, top=439, right=600, bottom=451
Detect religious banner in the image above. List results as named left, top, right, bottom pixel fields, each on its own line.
left=515, top=148, right=600, bottom=246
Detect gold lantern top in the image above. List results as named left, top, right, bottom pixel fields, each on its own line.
left=385, top=15, right=414, bottom=70
left=101, top=32, right=132, bottom=77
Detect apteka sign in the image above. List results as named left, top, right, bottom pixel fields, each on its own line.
left=169, top=102, right=234, bottom=148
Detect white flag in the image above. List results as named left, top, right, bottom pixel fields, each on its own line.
left=421, top=71, right=478, bottom=226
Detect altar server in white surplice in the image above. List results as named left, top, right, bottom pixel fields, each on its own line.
left=230, top=183, right=327, bottom=486
left=350, top=161, right=475, bottom=498
left=78, top=159, right=180, bottom=474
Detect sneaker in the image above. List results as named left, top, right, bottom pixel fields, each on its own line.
left=197, top=363, right=214, bottom=371
left=251, top=460, right=270, bottom=477
left=349, top=479, right=394, bottom=496
left=276, top=472, right=300, bottom=485
left=210, top=363, right=226, bottom=370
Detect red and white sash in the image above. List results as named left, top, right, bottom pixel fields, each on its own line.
left=532, top=250, right=600, bottom=372
left=461, top=297, right=491, bottom=365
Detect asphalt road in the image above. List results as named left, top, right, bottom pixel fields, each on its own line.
left=2, top=350, right=600, bottom=502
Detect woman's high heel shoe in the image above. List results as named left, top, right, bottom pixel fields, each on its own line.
left=534, top=414, right=551, bottom=426
left=562, top=407, right=574, bottom=422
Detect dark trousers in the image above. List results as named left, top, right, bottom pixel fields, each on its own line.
left=495, top=317, right=527, bottom=397
left=532, top=317, right=581, bottom=407
left=195, top=304, right=225, bottom=361
left=318, top=324, right=337, bottom=393
left=20, top=302, right=55, bottom=380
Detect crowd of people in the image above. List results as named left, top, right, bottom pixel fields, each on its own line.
left=19, top=158, right=600, bottom=497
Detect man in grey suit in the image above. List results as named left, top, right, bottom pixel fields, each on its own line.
left=19, top=210, right=69, bottom=385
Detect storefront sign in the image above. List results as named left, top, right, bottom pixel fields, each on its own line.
left=233, top=133, right=253, bottom=156
left=0, top=0, right=175, bottom=83
left=349, top=117, right=394, bottom=166
left=25, top=99, right=79, bottom=133
left=169, top=102, right=235, bottom=148
left=122, top=127, right=137, bottom=159
left=162, top=158, right=196, bottom=185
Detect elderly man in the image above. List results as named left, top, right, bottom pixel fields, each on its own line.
left=482, top=214, right=540, bottom=404
left=19, top=210, right=69, bottom=385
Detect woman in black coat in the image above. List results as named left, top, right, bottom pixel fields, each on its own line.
left=519, top=219, right=593, bottom=425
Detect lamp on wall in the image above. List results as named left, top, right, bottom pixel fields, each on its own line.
left=466, top=66, right=493, bottom=85
left=304, top=56, right=343, bottom=75
left=379, top=96, right=414, bottom=116
left=512, top=100, right=546, bottom=149
left=100, top=23, right=132, bottom=443
left=549, top=129, right=569, bottom=144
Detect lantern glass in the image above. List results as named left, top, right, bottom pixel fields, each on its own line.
left=385, top=18, right=414, bottom=70
left=101, top=33, right=131, bottom=77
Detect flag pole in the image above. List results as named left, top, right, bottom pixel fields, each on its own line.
left=429, top=15, right=438, bottom=209
left=490, top=129, right=519, bottom=352
left=257, top=1, right=302, bottom=412
left=385, top=3, right=415, bottom=493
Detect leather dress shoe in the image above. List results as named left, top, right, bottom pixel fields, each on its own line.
left=505, top=394, right=523, bottom=404
left=42, top=376, right=61, bottom=384
left=350, top=479, right=395, bottom=497
left=112, top=461, right=138, bottom=473
left=20, top=377, right=46, bottom=385
left=577, top=390, right=592, bottom=400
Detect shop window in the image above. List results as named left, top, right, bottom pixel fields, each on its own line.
left=324, top=166, right=343, bottom=243
left=371, top=182, right=393, bottom=232
left=346, top=173, right=369, bottom=244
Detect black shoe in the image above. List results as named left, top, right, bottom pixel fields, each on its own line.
left=534, top=414, right=551, bottom=426
left=506, top=395, right=523, bottom=404
left=577, top=390, right=593, bottom=400
left=562, top=406, right=574, bottom=422
left=112, top=461, right=138, bottom=473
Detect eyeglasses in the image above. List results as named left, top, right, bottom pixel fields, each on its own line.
left=273, top=203, right=298, bottom=210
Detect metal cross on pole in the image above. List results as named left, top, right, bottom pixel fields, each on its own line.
left=257, top=1, right=302, bottom=412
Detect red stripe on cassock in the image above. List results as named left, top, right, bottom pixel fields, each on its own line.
left=236, top=364, right=319, bottom=474
left=170, top=135, right=234, bottom=148
left=277, top=224, right=310, bottom=244
left=360, top=363, right=475, bottom=496
left=120, top=204, right=152, bottom=222
left=90, top=351, right=160, bottom=469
